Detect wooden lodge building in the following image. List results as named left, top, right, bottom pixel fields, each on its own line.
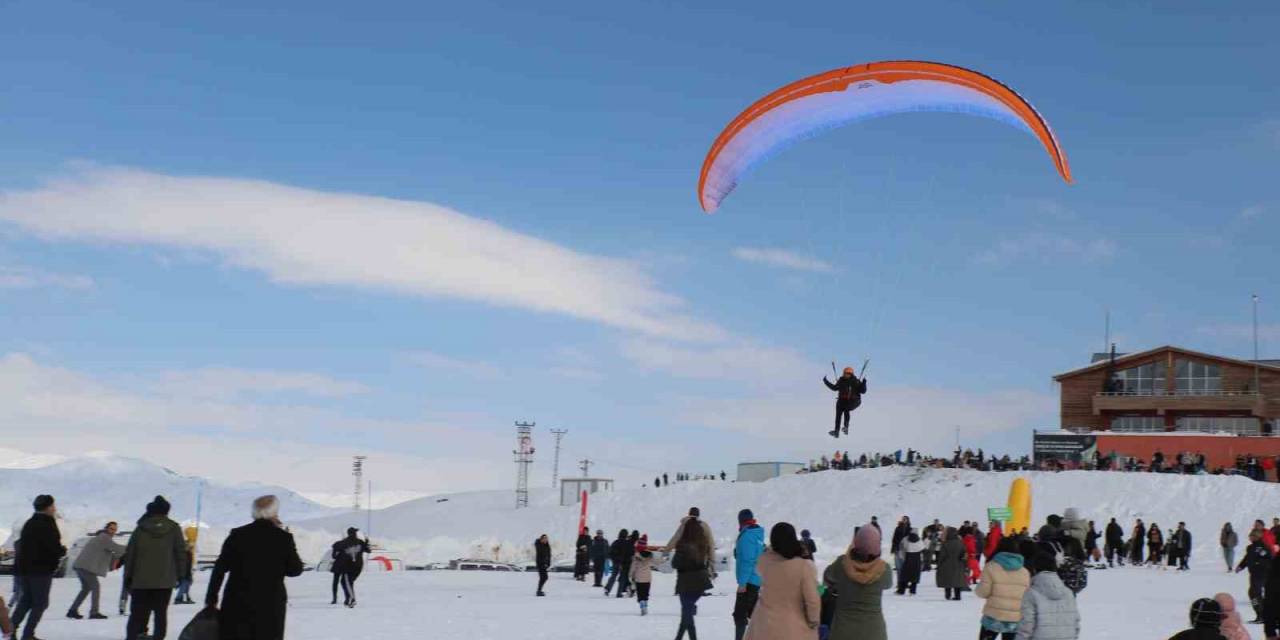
left=1050, top=345, right=1280, bottom=469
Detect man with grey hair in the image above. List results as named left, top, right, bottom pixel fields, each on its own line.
left=206, top=496, right=303, bottom=640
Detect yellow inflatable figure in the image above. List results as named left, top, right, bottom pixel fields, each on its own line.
left=1006, top=478, right=1032, bottom=535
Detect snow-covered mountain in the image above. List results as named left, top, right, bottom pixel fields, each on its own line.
left=289, top=466, right=1280, bottom=567
left=0, top=452, right=341, bottom=547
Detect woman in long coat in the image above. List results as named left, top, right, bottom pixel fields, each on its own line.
left=743, top=523, right=820, bottom=640
left=935, top=526, right=969, bottom=600
left=823, top=524, right=893, bottom=640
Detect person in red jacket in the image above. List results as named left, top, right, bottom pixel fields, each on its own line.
left=962, top=527, right=982, bottom=584
left=984, top=521, right=1003, bottom=562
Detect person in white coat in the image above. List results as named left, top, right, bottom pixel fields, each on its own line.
left=1016, top=554, right=1080, bottom=640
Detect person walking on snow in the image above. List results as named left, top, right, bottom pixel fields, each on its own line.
left=1105, top=518, right=1125, bottom=567
left=123, top=496, right=185, bottom=640
left=823, top=367, right=867, bottom=438
left=629, top=536, right=656, bottom=616
left=672, top=520, right=714, bottom=640
left=895, top=529, right=924, bottom=595
left=743, top=523, right=820, bottom=640
left=732, top=509, right=764, bottom=640
left=985, top=521, right=1004, bottom=562
left=1222, top=523, right=1240, bottom=573
left=617, top=531, right=638, bottom=597
left=10, top=495, right=65, bottom=640
left=590, top=530, right=609, bottom=587
left=533, top=535, right=551, bottom=596
left=975, top=539, right=1030, bottom=640
left=662, top=507, right=717, bottom=571
left=573, top=527, right=591, bottom=582
left=330, top=527, right=370, bottom=607
left=1236, top=529, right=1272, bottom=623
left=603, top=529, right=629, bottom=596
left=67, top=521, right=126, bottom=620
left=205, top=495, right=305, bottom=640
left=1130, top=520, right=1147, bottom=565
left=936, top=527, right=969, bottom=601
left=1171, top=522, right=1193, bottom=571
left=1016, top=554, right=1080, bottom=640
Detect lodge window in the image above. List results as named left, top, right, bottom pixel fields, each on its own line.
left=1110, top=362, right=1167, bottom=395
left=1175, top=360, right=1222, bottom=395
left=1175, top=416, right=1260, bottom=435
left=1110, top=416, right=1164, bottom=432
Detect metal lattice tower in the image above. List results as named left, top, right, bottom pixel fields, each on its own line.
left=578, top=457, right=594, bottom=477
left=352, top=456, right=367, bottom=512
left=514, top=421, right=536, bottom=508
left=549, top=429, right=568, bottom=488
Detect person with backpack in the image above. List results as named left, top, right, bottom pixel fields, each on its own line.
left=68, top=521, right=126, bottom=620
left=975, top=538, right=1030, bottom=640
left=743, top=523, right=820, bottom=640
left=1016, top=554, right=1081, bottom=640
left=732, top=509, right=765, bottom=640
left=533, top=534, right=551, bottom=597
left=629, top=536, right=656, bottom=616
left=672, top=521, right=714, bottom=640
left=1167, top=598, right=1227, bottom=640
left=662, top=507, right=716, bottom=570
left=1221, top=523, right=1240, bottom=573
left=124, top=496, right=185, bottom=640
left=823, top=524, right=892, bottom=640
left=1236, top=529, right=1272, bottom=623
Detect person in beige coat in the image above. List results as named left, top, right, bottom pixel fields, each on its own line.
left=974, top=538, right=1031, bottom=640
left=628, top=536, right=657, bottom=616
left=744, top=523, right=820, bottom=640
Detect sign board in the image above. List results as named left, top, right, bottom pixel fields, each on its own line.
left=987, top=507, right=1012, bottom=522
left=1032, top=432, right=1098, bottom=464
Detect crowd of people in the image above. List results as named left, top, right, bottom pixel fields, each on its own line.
left=648, top=472, right=729, bottom=488
left=0, top=493, right=306, bottom=640
left=804, top=448, right=1033, bottom=473
left=533, top=504, right=1274, bottom=640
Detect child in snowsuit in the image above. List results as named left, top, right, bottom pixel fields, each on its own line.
left=823, top=368, right=867, bottom=438
left=629, top=536, right=656, bottom=616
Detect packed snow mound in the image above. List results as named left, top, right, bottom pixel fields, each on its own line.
left=0, top=453, right=340, bottom=548
left=291, top=466, right=1280, bottom=566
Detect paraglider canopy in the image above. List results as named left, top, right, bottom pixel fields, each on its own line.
left=698, top=60, right=1071, bottom=213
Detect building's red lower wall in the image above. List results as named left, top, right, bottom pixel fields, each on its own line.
left=1096, top=434, right=1280, bottom=471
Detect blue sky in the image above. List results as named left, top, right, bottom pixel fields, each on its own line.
left=1, top=1, right=1277, bottom=496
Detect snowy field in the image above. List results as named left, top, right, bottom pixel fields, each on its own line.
left=1, top=556, right=1247, bottom=639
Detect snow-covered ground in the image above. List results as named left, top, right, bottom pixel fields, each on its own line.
left=0, top=555, right=1247, bottom=639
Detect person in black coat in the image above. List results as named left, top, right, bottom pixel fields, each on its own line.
left=823, top=368, right=867, bottom=438
left=615, top=531, right=638, bottom=598
left=10, top=495, right=66, bottom=640
left=573, top=528, right=591, bottom=582
left=1171, top=523, right=1192, bottom=571
left=1237, top=531, right=1273, bottom=623
left=205, top=496, right=304, bottom=640
left=329, top=528, right=370, bottom=607
left=589, top=530, right=609, bottom=587
left=534, top=535, right=551, bottom=597
left=1104, top=518, right=1125, bottom=567
left=603, top=529, right=629, bottom=596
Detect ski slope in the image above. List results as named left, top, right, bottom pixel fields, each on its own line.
left=291, top=466, right=1280, bottom=567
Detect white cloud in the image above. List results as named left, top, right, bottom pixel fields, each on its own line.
left=0, top=352, right=510, bottom=495
left=619, top=338, right=813, bottom=382
left=731, top=247, right=835, bottom=273
left=407, top=351, right=502, bottom=380
left=152, top=367, right=370, bottom=399
left=976, top=232, right=1116, bottom=266
left=0, top=166, right=724, bottom=341
left=0, top=265, right=94, bottom=290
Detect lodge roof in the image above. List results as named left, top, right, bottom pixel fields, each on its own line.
left=1054, top=345, right=1280, bottom=381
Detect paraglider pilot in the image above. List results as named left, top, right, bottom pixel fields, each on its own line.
left=824, top=367, right=867, bottom=438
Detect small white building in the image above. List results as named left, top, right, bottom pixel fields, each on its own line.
left=560, top=477, right=614, bottom=506
left=736, top=461, right=805, bottom=483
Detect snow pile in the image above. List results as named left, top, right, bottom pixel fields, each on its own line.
left=0, top=453, right=340, bottom=549
left=290, top=466, right=1280, bottom=566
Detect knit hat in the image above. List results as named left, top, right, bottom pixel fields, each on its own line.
left=636, top=535, right=649, bottom=552
left=347, top=527, right=359, bottom=536
left=852, top=523, right=881, bottom=557
left=738, top=509, right=754, bottom=523
left=801, top=529, right=812, bottom=539
left=688, top=507, right=701, bottom=517
left=1189, top=598, right=1223, bottom=629
left=32, top=494, right=54, bottom=511
left=146, top=495, right=171, bottom=516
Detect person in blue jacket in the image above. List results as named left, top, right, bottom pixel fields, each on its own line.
left=734, top=509, right=765, bottom=640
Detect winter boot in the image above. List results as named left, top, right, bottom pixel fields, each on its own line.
left=842, top=423, right=849, bottom=435
left=67, top=610, right=84, bottom=619
left=828, top=429, right=840, bottom=438
left=89, top=613, right=109, bottom=620
left=640, top=602, right=648, bottom=616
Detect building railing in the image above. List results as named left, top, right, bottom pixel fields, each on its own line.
left=1095, top=390, right=1261, bottom=398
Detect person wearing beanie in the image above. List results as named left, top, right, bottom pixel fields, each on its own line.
left=1016, top=553, right=1080, bottom=640
left=800, top=530, right=817, bottom=557
left=590, top=529, right=610, bottom=587
left=124, top=495, right=185, bottom=640
left=10, top=495, right=65, bottom=640
left=629, top=535, right=657, bottom=616
left=1167, top=598, right=1227, bottom=640
left=975, top=538, right=1030, bottom=640
left=743, top=523, right=820, bottom=640
left=821, top=523, right=892, bottom=640
left=733, top=509, right=765, bottom=640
